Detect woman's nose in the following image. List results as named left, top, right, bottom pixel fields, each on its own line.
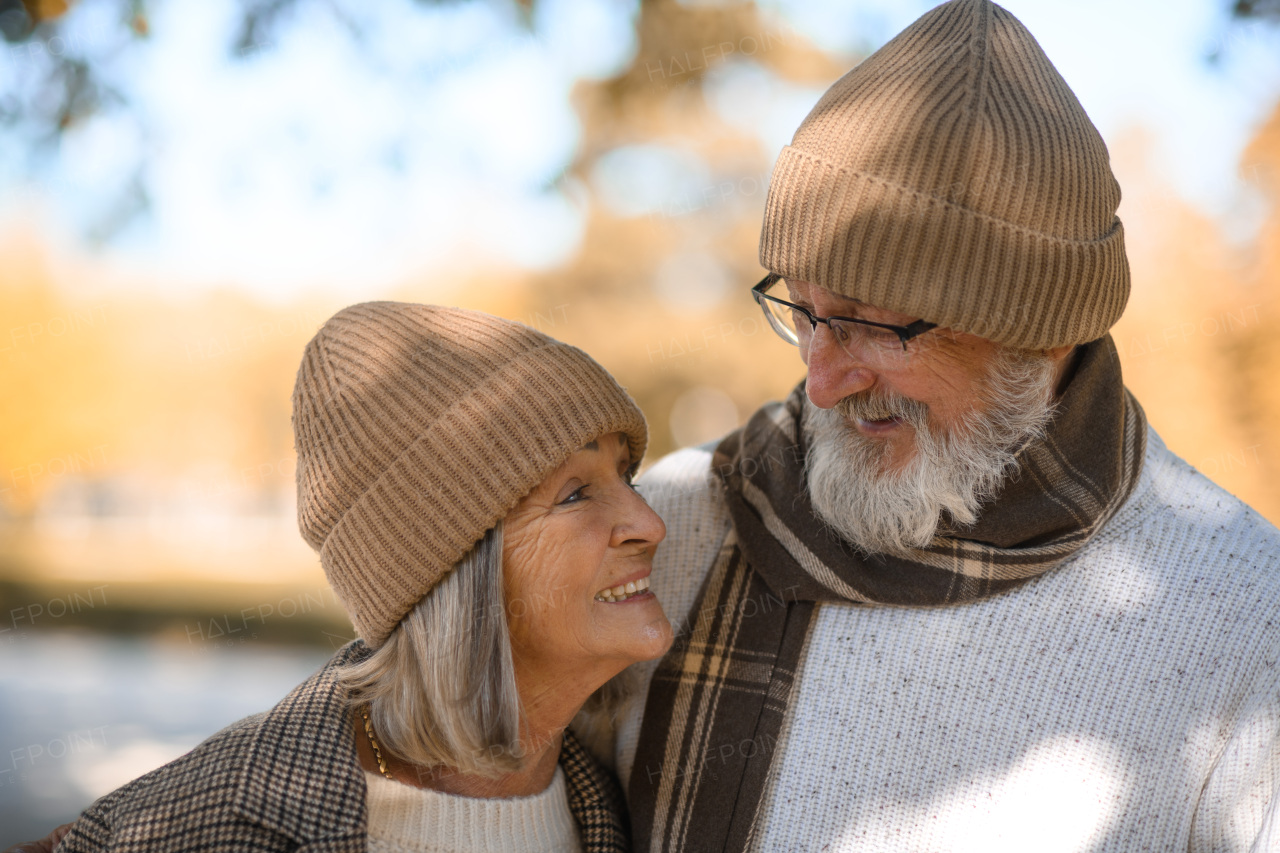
left=613, top=482, right=666, bottom=547
left=804, top=323, right=876, bottom=408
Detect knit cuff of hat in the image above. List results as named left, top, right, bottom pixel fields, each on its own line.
left=759, top=146, right=1129, bottom=351
left=318, top=342, right=647, bottom=647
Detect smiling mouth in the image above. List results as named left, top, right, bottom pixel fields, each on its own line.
left=594, top=576, right=651, bottom=603
left=855, top=415, right=905, bottom=432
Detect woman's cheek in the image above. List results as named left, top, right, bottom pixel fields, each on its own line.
left=503, top=518, right=555, bottom=581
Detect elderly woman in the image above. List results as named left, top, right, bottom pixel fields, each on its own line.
left=46, top=302, right=673, bottom=852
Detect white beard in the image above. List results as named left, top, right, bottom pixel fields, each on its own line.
left=802, top=347, right=1058, bottom=556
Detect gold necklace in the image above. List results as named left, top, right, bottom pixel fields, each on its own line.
left=361, top=707, right=395, bottom=780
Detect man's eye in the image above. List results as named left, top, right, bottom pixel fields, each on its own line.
left=866, top=326, right=903, bottom=346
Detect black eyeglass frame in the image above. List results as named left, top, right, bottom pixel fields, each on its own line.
left=751, top=273, right=937, bottom=353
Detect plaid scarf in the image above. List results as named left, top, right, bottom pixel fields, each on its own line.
left=628, top=336, right=1146, bottom=852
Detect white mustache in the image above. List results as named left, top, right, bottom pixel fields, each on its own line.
left=804, top=348, right=1057, bottom=555
left=836, top=389, right=928, bottom=427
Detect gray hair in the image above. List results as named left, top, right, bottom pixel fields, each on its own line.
left=337, top=521, right=525, bottom=776
left=337, top=519, right=635, bottom=776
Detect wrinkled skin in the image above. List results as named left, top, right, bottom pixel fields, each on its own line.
left=351, top=430, right=674, bottom=799
left=502, top=430, right=672, bottom=721
left=787, top=279, right=1074, bottom=471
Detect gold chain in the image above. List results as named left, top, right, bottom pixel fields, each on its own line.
left=361, top=707, right=395, bottom=780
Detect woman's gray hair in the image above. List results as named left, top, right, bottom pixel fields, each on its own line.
left=337, top=521, right=524, bottom=776
left=337, top=519, right=634, bottom=776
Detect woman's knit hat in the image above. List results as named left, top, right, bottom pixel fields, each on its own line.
left=760, top=0, right=1128, bottom=350
left=291, top=302, right=648, bottom=647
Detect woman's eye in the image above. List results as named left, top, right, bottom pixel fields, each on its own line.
left=559, top=485, right=589, bottom=505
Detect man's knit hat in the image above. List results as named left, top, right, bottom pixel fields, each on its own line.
left=292, top=302, right=648, bottom=647
left=760, top=0, right=1128, bottom=350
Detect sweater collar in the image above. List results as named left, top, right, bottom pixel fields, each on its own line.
left=232, top=639, right=372, bottom=845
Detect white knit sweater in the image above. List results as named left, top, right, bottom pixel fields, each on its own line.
left=363, top=766, right=582, bottom=853
left=617, top=427, right=1280, bottom=852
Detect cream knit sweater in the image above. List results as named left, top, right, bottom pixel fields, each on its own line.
left=617, top=427, right=1280, bottom=852
left=363, top=766, right=582, bottom=853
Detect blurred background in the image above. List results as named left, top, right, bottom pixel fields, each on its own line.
left=1, top=0, right=1279, bottom=842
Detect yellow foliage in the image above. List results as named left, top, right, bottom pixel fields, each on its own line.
left=1111, top=117, right=1280, bottom=523
left=1, top=12, right=1278, bottom=593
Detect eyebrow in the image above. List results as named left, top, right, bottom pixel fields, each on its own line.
left=580, top=435, right=630, bottom=459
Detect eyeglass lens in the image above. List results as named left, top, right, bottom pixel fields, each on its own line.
left=759, top=281, right=914, bottom=367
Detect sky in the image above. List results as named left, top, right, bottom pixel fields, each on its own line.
left=1, top=0, right=1278, bottom=301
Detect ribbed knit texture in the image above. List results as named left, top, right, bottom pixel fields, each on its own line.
left=292, top=302, right=648, bottom=646
left=618, top=430, right=1280, bottom=851
left=760, top=0, right=1129, bottom=349
left=363, top=767, right=583, bottom=853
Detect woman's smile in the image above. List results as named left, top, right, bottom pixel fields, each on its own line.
left=503, top=430, right=673, bottom=681
left=594, top=574, right=652, bottom=602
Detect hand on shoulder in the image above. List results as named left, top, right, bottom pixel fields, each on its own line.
left=3, top=823, right=73, bottom=853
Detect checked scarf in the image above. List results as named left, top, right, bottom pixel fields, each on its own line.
left=627, top=335, right=1147, bottom=852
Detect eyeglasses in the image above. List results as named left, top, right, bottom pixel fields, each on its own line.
left=751, top=273, right=937, bottom=367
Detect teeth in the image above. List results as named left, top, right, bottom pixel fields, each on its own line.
left=595, top=577, right=652, bottom=603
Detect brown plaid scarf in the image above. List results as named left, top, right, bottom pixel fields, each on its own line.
left=628, top=336, right=1146, bottom=852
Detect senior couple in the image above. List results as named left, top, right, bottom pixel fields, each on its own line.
left=30, top=1, right=1280, bottom=851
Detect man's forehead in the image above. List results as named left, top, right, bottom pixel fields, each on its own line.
left=783, top=277, right=929, bottom=326
left=786, top=278, right=876, bottom=309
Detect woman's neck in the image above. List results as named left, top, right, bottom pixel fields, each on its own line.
left=352, top=661, right=620, bottom=797
left=351, top=705, right=571, bottom=798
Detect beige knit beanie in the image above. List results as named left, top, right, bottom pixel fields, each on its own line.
left=291, top=302, right=648, bottom=647
left=760, top=0, right=1129, bottom=350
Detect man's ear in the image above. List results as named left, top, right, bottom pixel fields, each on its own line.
left=1045, top=344, right=1080, bottom=397
left=1044, top=344, right=1075, bottom=362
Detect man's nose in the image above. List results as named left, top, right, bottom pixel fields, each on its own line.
left=804, top=324, right=876, bottom=409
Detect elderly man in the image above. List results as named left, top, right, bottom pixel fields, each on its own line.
left=615, top=0, right=1280, bottom=850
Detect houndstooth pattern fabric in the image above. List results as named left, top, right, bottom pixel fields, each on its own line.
left=560, top=723, right=631, bottom=852
left=56, top=641, right=630, bottom=852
